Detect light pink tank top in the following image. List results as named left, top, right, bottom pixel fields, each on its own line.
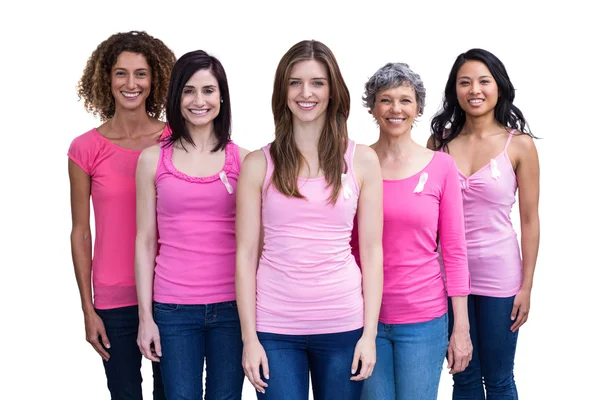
left=459, top=130, right=522, bottom=297
left=256, top=141, right=364, bottom=335
left=153, top=141, right=241, bottom=304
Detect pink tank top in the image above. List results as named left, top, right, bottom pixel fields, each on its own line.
left=458, top=130, right=522, bottom=296
left=256, top=141, right=364, bottom=335
left=153, top=141, right=241, bottom=304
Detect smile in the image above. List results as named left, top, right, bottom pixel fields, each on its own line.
left=121, top=91, right=141, bottom=99
left=189, top=109, right=209, bottom=116
left=297, top=102, right=317, bottom=110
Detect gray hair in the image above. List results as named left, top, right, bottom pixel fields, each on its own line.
left=363, top=63, right=426, bottom=116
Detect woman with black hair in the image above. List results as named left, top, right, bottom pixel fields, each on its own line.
left=429, top=48, right=540, bottom=399
left=135, top=50, right=249, bottom=400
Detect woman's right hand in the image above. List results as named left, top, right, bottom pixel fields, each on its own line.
left=242, top=338, right=269, bottom=394
left=137, top=318, right=162, bottom=362
left=84, top=311, right=110, bottom=361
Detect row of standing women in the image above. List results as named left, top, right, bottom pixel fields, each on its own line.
left=68, top=30, right=540, bottom=400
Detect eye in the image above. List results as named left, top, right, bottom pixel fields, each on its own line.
left=183, top=88, right=194, bottom=95
left=115, top=71, right=126, bottom=77
left=203, top=88, right=215, bottom=94
left=481, top=79, right=491, bottom=84
left=380, top=98, right=390, bottom=103
left=312, top=80, right=324, bottom=86
left=459, top=80, right=469, bottom=86
left=290, top=80, right=301, bottom=86
left=136, top=72, right=147, bottom=78
left=401, top=99, right=412, bottom=104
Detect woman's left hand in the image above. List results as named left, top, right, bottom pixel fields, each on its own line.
left=510, top=288, right=531, bottom=332
left=350, top=334, right=376, bottom=381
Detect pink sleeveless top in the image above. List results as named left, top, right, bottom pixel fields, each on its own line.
left=67, top=125, right=171, bottom=309
left=256, top=141, right=364, bottom=335
left=153, top=141, right=241, bottom=304
left=458, top=130, right=522, bottom=296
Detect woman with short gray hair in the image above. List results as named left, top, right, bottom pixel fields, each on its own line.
left=351, top=63, right=472, bottom=400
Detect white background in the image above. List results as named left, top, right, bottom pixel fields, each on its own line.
left=1, top=0, right=598, bottom=398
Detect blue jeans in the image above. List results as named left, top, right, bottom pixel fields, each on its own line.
left=361, top=314, right=448, bottom=400
left=256, top=328, right=364, bottom=400
left=153, top=301, right=244, bottom=400
left=95, top=305, right=165, bottom=400
left=448, top=295, right=519, bottom=399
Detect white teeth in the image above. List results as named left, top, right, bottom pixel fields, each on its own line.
left=388, top=118, right=404, bottom=123
left=298, top=102, right=316, bottom=107
left=190, top=109, right=209, bottom=115
left=469, top=99, right=483, bottom=104
left=122, top=92, right=140, bottom=98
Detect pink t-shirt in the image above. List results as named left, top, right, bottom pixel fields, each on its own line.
left=153, top=141, right=241, bottom=304
left=256, top=141, right=364, bottom=335
left=457, top=131, right=522, bottom=296
left=68, top=126, right=170, bottom=310
left=352, top=151, right=470, bottom=324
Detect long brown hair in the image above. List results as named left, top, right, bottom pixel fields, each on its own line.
left=270, top=40, right=350, bottom=204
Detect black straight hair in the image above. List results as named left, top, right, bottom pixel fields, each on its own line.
left=430, top=48, right=535, bottom=151
left=163, top=50, right=231, bottom=151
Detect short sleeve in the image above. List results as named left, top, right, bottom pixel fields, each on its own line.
left=67, top=130, right=98, bottom=175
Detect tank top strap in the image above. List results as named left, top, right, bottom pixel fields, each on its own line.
left=343, top=140, right=360, bottom=196
left=225, top=141, right=241, bottom=174
left=503, top=129, right=516, bottom=152
left=157, top=143, right=170, bottom=176
left=261, top=144, right=275, bottom=195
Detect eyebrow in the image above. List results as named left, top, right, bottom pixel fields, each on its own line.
left=458, top=75, right=492, bottom=79
left=114, top=67, right=149, bottom=72
left=289, top=77, right=328, bottom=80
left=183, top=84, right=217, bottom=89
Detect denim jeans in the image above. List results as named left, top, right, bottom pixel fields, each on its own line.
left=448, top=295, right=519, bottom=399
left=95, top=305, right=165, bottom=400
left=256, top=328, right=364, bottom=400
left=361, top=314, right=448, bottom=400
left=153, top=301, right=244, bottom=400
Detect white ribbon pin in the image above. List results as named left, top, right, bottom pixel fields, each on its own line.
left=490, top=159, right=501, bottom=180
left=413, top=172, right=428, bottom=193
left=219, top=171, right=234, bottom=194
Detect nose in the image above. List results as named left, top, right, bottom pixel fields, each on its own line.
left=127, top=74, right=136, bottom=89
left=301, top=83, right=312, bottom=99
left=470, top=82, right=481, bottom=94
left=193, top=93, right=206, bottom=106
left=391, top=101, right=402, bottom=114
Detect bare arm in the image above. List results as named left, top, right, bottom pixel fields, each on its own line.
left=351, top=144, right=383, bottom=381
left=235, top=150, right=269, bottom=393
left=511, top=135, right=540, bottom=331
left=134, top=145, right=161, bottom=361
left=68, top=159, right=110, bottom=360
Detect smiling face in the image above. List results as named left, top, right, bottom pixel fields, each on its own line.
left=371, top=83, right=419, bottom=137
left=180, top=68, right=221, bottom=129
left=456, top=60, right=499, bottom=118
left=110, top=51, right=152, bottom=112
left=286, top=59, right=330, bottom=124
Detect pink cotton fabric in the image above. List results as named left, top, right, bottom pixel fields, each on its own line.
left=352, top=151, right=470, bottom=324
left=153, top=141, right=241, bottom=305
left=256, top=141, right=364, bottom=335
left=67, top=126, right=171, bottom=309
left=458, top=131, right=522, bottom=297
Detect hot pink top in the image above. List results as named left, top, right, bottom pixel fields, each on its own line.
left=153, top=141, right=241, bottom=304
left=457, top=130, right=522, bottom=296
left=256, top=141, right=364, bottom=335
left=68, top=126, right=170, bottom=310
left=351, top=151, right=470, bottom=324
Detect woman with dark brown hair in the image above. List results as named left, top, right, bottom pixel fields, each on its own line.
left=68, top=30, right=175, bottom=399
left=236, top=39, right=384, bottom=400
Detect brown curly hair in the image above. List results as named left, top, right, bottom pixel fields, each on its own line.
left=77, top=31, right=176, bottom=121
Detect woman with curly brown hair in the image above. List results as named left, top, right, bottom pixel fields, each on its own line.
left=67, top=30, right=175, bottom=399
